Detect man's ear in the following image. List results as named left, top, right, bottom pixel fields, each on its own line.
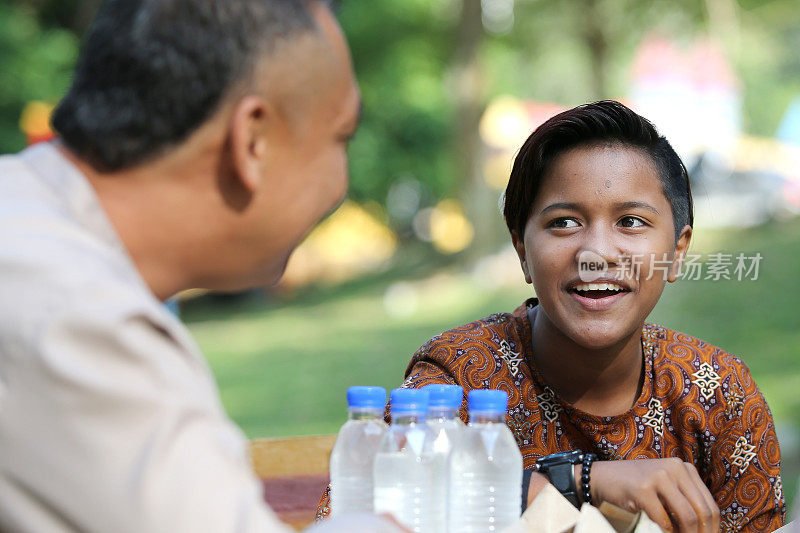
left=668, top=224, right=693, bottom=283
left=511, top=230, right=533, bottom=285
left=229, top=95, right=272, bottom=194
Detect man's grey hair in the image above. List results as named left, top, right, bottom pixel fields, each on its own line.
left=53, top=0, right=329, bottom=171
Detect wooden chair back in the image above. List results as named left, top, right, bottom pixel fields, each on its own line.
left=249, top=435, right=337, bottom=530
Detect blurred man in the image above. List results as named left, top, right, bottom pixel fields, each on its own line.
left=0, top=1, right=399, bottom=531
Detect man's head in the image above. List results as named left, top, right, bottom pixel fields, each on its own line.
left=54, top=0, right=328, bottom=170
left=52, top=0, right=361, bottom=297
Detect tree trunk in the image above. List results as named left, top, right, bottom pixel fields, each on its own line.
left=451, top=0, right=500, bottom=260
left=578, top=0, right=609, bottom=100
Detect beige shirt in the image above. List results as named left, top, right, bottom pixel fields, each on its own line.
left=0, top=143, right=291, bottom=532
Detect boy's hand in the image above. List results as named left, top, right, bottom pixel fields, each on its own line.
left=591, top=458, right=720, bottom=533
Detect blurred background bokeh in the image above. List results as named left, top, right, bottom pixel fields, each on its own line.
left=3, top=0, right=799, bottom=507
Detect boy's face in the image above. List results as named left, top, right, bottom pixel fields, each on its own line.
left=513, top=143, right=691, bottom=349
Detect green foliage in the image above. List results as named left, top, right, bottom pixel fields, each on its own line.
left=0, top=0, right=799, bottom=200
left=488, top=0, right=707, bottom=102
left=0, top=3, right=77, bottom=154
left=737, top=1, right=800, bottom=136
left=339, top=0, right=457, bottom=205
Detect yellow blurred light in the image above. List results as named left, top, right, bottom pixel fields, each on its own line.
left=483, top=152, right=512, bottom=190
left=20, top=101, right=56, bottom=145
left=735, top=135, right=800, bottom=182
left=429, top=199, right=474, bottom=254
left=479, top=96, right=529, bottom=149
left=19, top=101, right=54, bottom=138
left=280, top=200, right=398, bottom=287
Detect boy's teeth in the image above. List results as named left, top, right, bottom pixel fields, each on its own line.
left=574, top=282, right=623, bottom=292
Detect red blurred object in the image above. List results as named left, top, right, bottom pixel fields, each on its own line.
left=26, top=132, right=56, bottom=145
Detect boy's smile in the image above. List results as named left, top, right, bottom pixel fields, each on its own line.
left=513, top=143, right=692, bottom=350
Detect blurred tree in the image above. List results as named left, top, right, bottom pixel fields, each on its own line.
left=735, top=0, right=800, bottom=136
left=451, top=0, right=500, bottom=258
left=502, top=0, right=708, bottom=101
left=340, top=0, right=800, bottom=254
left=0, top=3, right=77, bottom=153
left=15, top=0, right=102, bottom=33
left=0, top=0, right=798, bottom=254
left=339, top=0, right=457, bottom=214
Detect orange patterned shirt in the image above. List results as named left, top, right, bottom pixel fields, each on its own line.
left=317, top=299, right=784, bottom=531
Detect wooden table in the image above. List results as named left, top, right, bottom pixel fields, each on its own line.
left=250, top=435, right=337, bottom=530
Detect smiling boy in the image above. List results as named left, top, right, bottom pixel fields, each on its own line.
left=318, top=101, right=785, bottom=533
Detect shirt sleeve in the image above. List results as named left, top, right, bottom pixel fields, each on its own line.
left=401, top=359, right=459, bottom=389
left=707, top=354, right=785, bottom=532
left=0, top=306, right=292, bottom=533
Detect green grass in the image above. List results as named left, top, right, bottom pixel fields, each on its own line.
left=185, top=217, right=800, bottom=505
left=186, top=275, right=524, bottom=438
left=650, top=218, right=800, bottom=426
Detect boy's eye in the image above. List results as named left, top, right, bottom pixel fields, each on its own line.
left=549, top=217, right=579, bottom=229
left=619, top=216, right=646, bottom=228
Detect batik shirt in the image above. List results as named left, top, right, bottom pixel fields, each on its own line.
left=317, top=299, right=784, bottom=532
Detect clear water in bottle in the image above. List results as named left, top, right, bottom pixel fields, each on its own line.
left=448, top=389, right=523, bottom=533
left=373, top=388, right=445, bottom=533
left=424, top=384, right=464, bottom=531
left=424, top=384, right=465, bottom=455
left=329, top=386, right=388, bottom=517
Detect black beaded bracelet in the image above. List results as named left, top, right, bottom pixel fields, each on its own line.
left=581, top=453, right=597, bottom=505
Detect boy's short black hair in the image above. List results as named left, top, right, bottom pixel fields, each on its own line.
left=52, top=0, right=323, bottom=171
left=503, top=100, right=693, bottom=241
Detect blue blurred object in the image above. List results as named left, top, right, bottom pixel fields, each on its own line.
left=164, top=298, right=180, bottom=317
left=467, top=389, right=508, bottom=414
left=389, top=388, right=429, bottom=416
left=423, top=384, right=463, bottom=409
left=777, top=96, right=800, bottom=146
left=346, top=386, right=387, bottom=409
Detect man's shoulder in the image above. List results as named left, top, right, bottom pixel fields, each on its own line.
left=0, top=210, right=147, bottom=308
left=0, top=149, right=34, bottom=178
left=0, top=201, right=164, bottom=359
left=1, top=147, right=144, bottom=296
left=0, top=255, right=168, bottom=365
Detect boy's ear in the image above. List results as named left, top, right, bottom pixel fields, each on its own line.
left=511, top=230, right=533, bottom=285
left=668, top=225, right=693, bottom=283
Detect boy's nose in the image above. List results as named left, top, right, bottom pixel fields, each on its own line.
left=577, top=225, right=623, bottom=267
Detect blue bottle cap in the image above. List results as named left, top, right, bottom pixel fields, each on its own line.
left=423, top=384, right=463, bottom=409
left=468, top=389, right=508, bottom=414
left=389, top=388, right=429, bottom=416
left=346, top=386, right=387, bottom=409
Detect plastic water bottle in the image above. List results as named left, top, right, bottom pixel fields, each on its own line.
left=329, top=386, right=388, bottom=517
left=424, top=384, right=464, bottom=532
left=424, top=384, right=465, bottom=454
left=448, top=389, right=523, bottom=533
left=373, top=388, right=445, bottom=532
